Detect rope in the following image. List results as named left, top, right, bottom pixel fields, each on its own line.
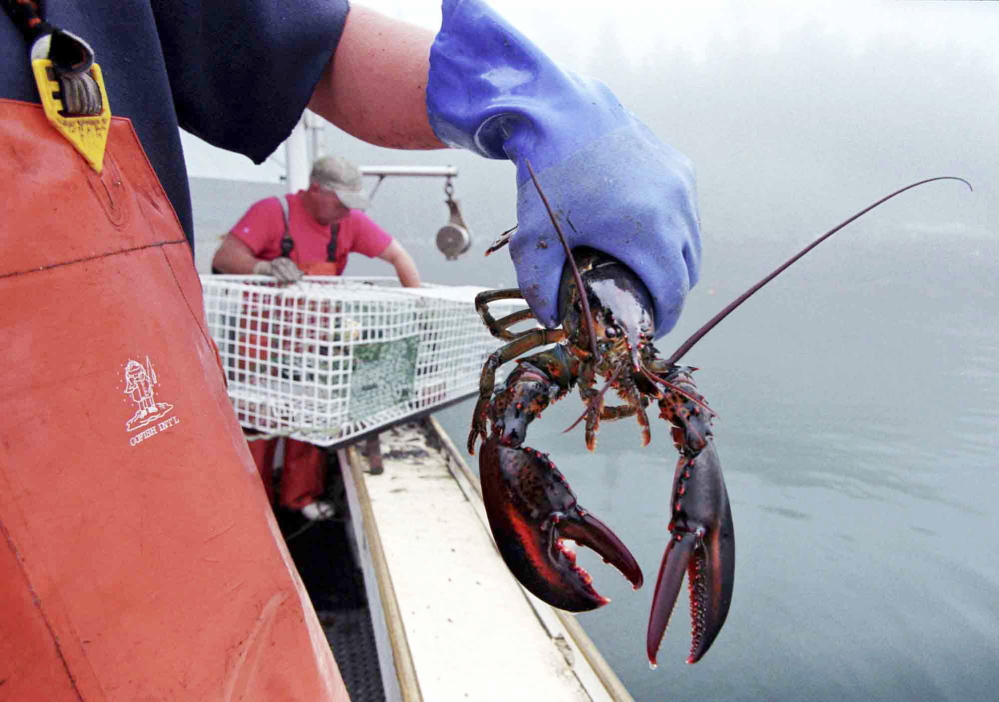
left=1, top=0, right=49, bottom=43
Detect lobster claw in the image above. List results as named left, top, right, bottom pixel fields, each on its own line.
left=647, top=440, right=735, bottom=665
left=479, top=436, right=643, bottom=611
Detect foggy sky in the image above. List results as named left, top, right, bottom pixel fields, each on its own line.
left=186, top=0, right=998, bottom=290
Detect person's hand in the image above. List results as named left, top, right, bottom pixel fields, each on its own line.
left=252, top=257, right=303, bottom=283
left=426, top=0, right=700, bottom=339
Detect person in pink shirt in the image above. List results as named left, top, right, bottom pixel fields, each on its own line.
left=214, top=155, right=420, bottom=284
left=213, top=155, right=420, bottom=520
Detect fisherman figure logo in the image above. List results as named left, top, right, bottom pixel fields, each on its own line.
left=123, top=356, right=174, bottom=432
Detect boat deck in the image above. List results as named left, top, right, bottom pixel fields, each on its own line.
left=339, top=419, right=632, bottom=702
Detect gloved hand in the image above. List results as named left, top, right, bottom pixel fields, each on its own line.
left=426, top=0, right=700, bottom=339
left=252, top=257, right=303, bottom=283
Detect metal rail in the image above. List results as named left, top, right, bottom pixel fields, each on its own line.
left=360, top=165, right=459, bottom=201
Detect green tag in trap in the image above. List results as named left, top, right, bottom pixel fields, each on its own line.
left=348, top=336, right=419, bottom=423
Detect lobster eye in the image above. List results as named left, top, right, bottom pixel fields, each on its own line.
left=605, top=325, right=620, bottom=339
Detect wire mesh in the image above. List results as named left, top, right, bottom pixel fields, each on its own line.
left=201, top=276, right=522, bottom=446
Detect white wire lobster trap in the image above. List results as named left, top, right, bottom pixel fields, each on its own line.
left=201, top=276, right=520, bottom=447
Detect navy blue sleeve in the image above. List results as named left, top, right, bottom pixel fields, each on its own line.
left=151, top=0, right=349, bottom=164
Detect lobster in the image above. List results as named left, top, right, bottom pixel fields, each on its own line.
left=468, top=163, right=970, bottom=666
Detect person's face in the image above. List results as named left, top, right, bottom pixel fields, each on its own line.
left=305, top=184, right=349, bottom=225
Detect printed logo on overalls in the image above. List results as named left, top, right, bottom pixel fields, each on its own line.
left=122, top=357, right=181, bottom=445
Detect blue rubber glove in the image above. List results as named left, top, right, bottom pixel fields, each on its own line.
left=427, top=0, right=701, bottom=339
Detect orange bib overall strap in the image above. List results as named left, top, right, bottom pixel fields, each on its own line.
left=0, top=102, right=348, bottom=700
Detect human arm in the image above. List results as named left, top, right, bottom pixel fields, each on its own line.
left=212, top=234, right=262, bottom=275
left=377, top=240, right=421, bottom=288
left=212, top=199, right=302, bottom=282
left=346, top=211, right=421, bottom=287
left=162, top=1, right=437, bottom=154
left=307, top=5, right=444, bottom=150
left=212, top=235, right=303, bottom=282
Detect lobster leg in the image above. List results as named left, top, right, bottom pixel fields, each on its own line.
left=467, top=325, right=567, bottom=454
left=615, top=381, right=652, bottom=447
left=475, top=287, right=536, bottom=341
left=575, top=364, right=606, bottom=451
left=647, top=367, right=735, bottom=666
left=565, top=389, right=652, bottom=448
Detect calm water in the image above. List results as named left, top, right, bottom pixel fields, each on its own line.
left=424, top=232, right=999, bottom=700
left=192, top=173, right=997, bottom=701
left=427, top=233, right=999, bottom=702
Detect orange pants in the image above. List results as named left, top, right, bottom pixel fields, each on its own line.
left=248, top=437, right=327, bottom=509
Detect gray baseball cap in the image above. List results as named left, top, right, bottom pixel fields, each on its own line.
left=310, top=156, right=370, bottom=210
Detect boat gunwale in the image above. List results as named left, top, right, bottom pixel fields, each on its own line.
left=340, top=443, right=424, bottom=701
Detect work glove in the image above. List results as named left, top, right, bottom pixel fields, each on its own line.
left=426, top=0, right=700, bottom=339
left=253, top=257, right=303, bottom=284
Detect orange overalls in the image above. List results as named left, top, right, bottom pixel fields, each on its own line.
left=0, top=98, right=348, bottom=700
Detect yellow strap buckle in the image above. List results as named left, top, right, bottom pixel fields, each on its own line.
left=31, top=59, right=111, bottom=173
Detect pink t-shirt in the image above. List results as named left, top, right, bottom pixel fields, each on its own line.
left=231, top=191, right=393, bottom=275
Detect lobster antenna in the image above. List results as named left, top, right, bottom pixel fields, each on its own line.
left=665, top=176, right=972, bottom=367
left=525, top=159, right=601, bottom=362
